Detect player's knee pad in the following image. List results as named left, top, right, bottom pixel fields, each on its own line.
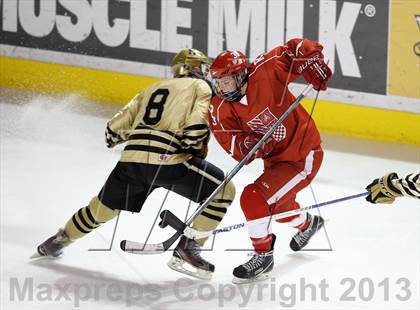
left=88, top=196, right=120, bottom=223
left=240, top=184, right=270, bottom=220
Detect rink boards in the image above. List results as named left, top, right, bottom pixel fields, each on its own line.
left=1, top=53, right=418, bottom=145
left=0, top=0, right=419, bottom=144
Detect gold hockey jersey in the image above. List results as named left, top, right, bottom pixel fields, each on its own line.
left=108, top=77, right=212, bottom=165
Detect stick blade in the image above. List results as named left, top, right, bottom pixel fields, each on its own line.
left=120, top=240, right=165, bottom=255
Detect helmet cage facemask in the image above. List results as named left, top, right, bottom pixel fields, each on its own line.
left=173, top=62, right=210, bottom=79
left=191, top=63, right=210, bottom=79
left=211, top=69, right=248, bottom=101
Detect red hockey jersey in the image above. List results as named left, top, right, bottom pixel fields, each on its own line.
left=208, top=39, right=322, bottom=166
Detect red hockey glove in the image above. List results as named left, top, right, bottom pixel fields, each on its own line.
left=287, top=39, right=332, bottom=91
left=239, top=134, right=276, bottom=164
left=296, top=51, right=332, bottom=91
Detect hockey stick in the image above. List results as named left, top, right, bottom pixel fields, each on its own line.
left=122, top=192, right=368, bottom=253
left=120, top=84, right=314, bottom=255
left=184, top=191, right=369, bottom=239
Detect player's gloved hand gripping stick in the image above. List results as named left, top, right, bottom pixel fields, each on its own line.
left=120, top=84, right=314, bottom=255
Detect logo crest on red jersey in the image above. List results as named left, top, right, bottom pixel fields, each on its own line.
left=247, top=108, right=286, bottom=142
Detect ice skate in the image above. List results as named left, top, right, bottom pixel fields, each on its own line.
left=31, top=229, right=70, bottom=259
left=290, top=213, right=324, bottom=251
left=167, top=236, right=215, bottom=280
left=232, top=235, right=276, bottom=284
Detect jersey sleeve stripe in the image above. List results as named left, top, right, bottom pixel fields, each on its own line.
left=403, top=175, right=420, bottom=196
left=184, top=124, right=209, bottom=131
left=399, top=182, right=414, bottom=197
left=106, top=124, right=120, bottom=138
left=183, top=132, right=209, bottom=141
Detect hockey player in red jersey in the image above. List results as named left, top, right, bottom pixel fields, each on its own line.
left=208, top=38, right=332, bottom=283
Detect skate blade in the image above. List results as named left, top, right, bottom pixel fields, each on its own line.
left=232, top=272, right=270, bottom=285
left=29, top=252, right=63, bottom=260
left=30, top=252, right=42, bottom=259
left=167, top=257, right=213, bottom=280
left=290, top=218, right=327, bottom=252
left=30, top=248, right=63, bottom=260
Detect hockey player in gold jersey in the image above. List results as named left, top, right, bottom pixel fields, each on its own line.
left=34, top=48, right=236, bottom=280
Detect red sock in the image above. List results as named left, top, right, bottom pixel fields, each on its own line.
left=251, top=234, right=273, bottom=253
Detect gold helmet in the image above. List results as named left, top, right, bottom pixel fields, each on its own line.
left=171, top=48, right=211, bottom=79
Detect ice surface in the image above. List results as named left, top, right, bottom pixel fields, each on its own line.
left=1, top=88, right=419, bottom=309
